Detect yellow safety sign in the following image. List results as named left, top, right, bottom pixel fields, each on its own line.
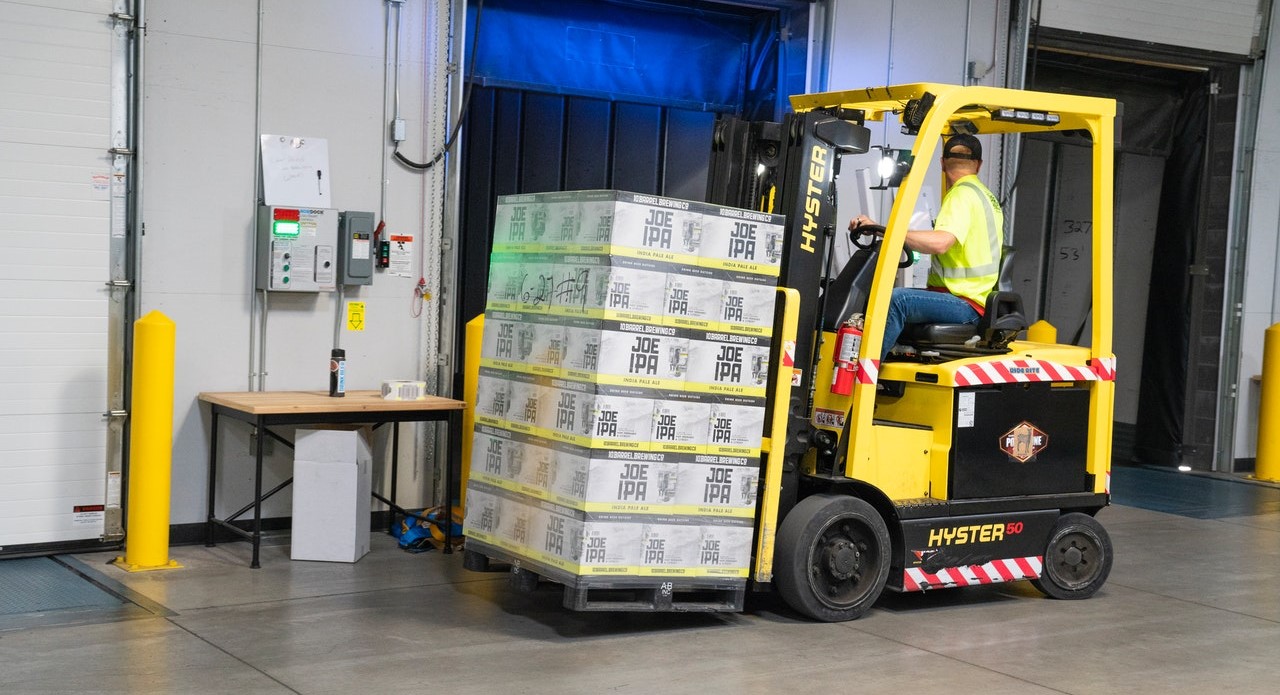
left=347, top=302, right=366, bottom=331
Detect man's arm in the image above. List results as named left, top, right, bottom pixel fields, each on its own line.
left=848, top=214, right=958, bottom=255
left=905, top=228, right=956, bottom=255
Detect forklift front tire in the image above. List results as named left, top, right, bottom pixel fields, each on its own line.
left=774, top=493, right=891, bottom=622
left=1031, top=512, right=1113, bottom=600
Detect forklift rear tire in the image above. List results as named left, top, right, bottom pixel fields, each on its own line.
left=774, top=493, right=891, bottom=622
left=1031, top=513, right=1113, bottom=600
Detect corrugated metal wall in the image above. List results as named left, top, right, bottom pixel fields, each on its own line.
left=0, top=0, right=115, bottom=547
left=1040, top=0, right=1263, bottom=56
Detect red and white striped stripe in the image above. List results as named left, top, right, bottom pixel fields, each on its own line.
left=952, top=358, right=1116, bottom=386
left=1091, top=356, right=1117, bottom=381
left=856, top=358, right=879, bottom=384
left=902, top=556, right=1043, bottom=592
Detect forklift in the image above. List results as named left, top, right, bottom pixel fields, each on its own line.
left=462, top=83, right=1117, bottom=622
left=711, top=83, right=1117, bottom=621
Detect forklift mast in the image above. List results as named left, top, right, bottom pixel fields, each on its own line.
left=707, top=110, right=871, bottom=494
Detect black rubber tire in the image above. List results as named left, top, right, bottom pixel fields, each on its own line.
left=1031, top=512, right=1113, bottom=600
left=774, top=493, right=892, bottom=622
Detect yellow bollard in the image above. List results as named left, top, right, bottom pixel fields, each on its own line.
left=113, top=311, right=182, bottom=572
left=1256, top=323, right=1280, bottom=482
left=1027, top=319, right=1057, bottom=344
left=458, top=314, right=484, bottom=511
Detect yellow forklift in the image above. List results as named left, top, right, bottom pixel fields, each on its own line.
left=708, top=82, right=1117, bottom=621
left=462, top=83, right=1117, bottom=622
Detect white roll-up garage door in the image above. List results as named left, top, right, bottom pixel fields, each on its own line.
left=0, top=0, right=123, bottom=549
left=1039, top=0, right=1263, bottom=56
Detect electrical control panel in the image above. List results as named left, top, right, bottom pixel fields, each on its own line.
left=337, top=211, right=375, bottom=286
left=256, top=206, right=338, bottom=292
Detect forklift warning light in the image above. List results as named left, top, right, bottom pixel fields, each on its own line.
left=991, top=108, right=1061, bottom=126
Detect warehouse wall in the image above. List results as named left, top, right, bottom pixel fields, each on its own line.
left=143, top=0, right=447, bottom=525
left=824, top=0, right=1008, bottom=257
left=1234, top=12, right=1280, bottom=461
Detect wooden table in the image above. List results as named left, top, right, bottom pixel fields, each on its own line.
left=198, top=390, right=466, bottom=568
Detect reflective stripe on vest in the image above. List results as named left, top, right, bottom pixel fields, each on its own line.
left=930, top=180, right=1001, bottom=279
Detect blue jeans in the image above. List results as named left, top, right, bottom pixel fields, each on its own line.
left=881, top=288, right=979, bottom=359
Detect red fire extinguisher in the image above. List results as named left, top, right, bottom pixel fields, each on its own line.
left=831, top=315, right=863, bottom=396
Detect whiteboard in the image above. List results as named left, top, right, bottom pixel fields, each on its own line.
left=260, top=134, right=332, bottom=207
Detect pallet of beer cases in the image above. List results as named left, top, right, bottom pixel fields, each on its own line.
left=464, top=190, right=784, bottom=611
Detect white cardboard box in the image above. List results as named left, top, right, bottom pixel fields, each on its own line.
left=291, top=428, right=372, bottom=563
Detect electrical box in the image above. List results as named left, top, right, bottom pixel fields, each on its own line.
left=337, top=211, right=375, bottom=286
left=256, top=206, right=338, bottom=292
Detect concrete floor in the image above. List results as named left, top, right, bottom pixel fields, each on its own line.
left=4, top=474, right=1280, bottom=694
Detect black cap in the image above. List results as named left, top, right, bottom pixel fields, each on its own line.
left=942, top=134, right=982, bottom=161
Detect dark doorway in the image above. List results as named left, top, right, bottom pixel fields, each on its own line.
left=1015, top=30, right=1243, bottom=469
left=454, top=0, right=812, bottom=382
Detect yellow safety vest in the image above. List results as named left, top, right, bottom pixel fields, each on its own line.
left=928, top=174, right=1003, bottom=310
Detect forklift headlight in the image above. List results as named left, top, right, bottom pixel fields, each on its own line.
left=877, top=154, right=897, bottom=180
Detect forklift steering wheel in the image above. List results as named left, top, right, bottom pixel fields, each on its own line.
left=851, top=224, right=914, bottom=268
left=850, top=224, right=885, bottom=249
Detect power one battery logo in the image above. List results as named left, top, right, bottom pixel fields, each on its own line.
left=643, top=209, right=674, bottom=248
left=1001, top=421, right=1048, bottom=462
left=728, top=222, right=757, bottom=260
left=630, top=336, right=660, bottom=375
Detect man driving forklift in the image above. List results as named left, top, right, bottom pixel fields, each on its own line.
left=848, top=133, right=1004, bottom=359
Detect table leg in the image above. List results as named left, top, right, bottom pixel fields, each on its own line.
left=389, top=422, right=400, bottom=535
left=251, top=415, right=264, bottom=569
left=445, top=410, right=462, bottom=554
left=206, top=409, right=219, bottom=547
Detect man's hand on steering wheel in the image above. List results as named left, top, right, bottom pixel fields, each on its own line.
left=848, top=215, right=886, bottom=250
left=848, top=215, right=914, bottom=268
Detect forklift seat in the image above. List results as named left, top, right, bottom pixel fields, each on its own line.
left=899, top=246, right=1026, bottom=353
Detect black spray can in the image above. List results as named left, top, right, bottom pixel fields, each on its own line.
left=329, top=348, right=346, bottom=397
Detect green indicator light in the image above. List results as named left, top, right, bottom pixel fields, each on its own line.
left=273, top=220, right=301, bottom=238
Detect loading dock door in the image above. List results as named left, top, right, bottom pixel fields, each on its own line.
left=0, top=1, right=120, bottom=550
